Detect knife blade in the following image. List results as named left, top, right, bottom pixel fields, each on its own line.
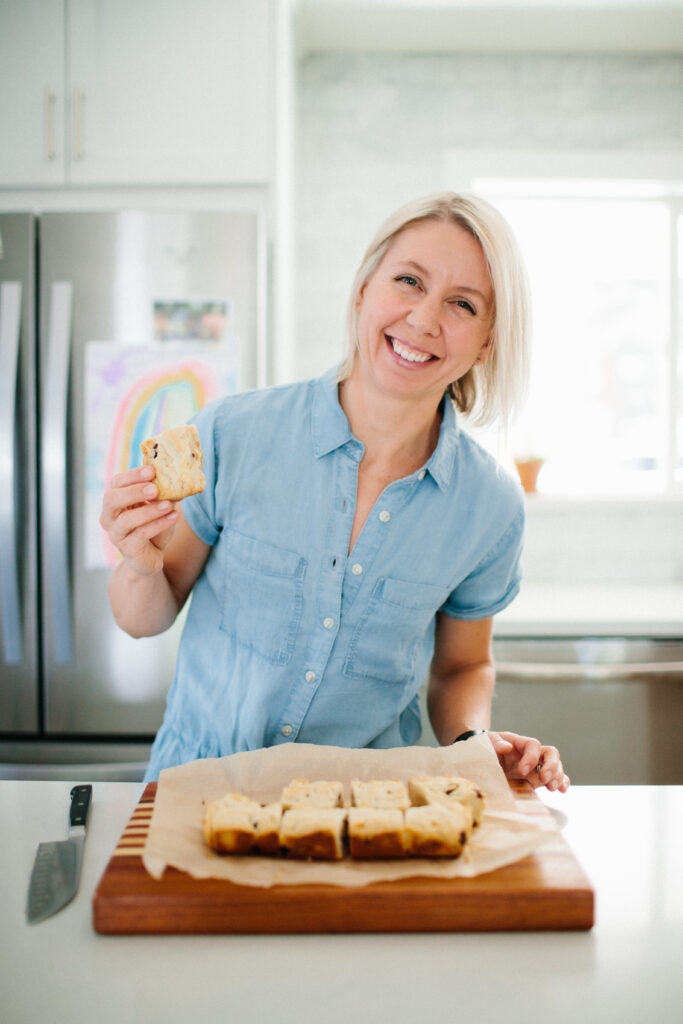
left=26, top=784, right=92, bottom=924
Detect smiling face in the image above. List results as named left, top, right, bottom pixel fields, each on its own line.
left=351, top=217, right=495, bottom=407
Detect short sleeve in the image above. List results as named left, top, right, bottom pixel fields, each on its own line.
left=440, top=505, right=525, bottom=621
left=180, top=398, right=224, bottom=546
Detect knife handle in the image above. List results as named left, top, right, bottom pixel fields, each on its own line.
left=69, top=785, right=92, bottom=828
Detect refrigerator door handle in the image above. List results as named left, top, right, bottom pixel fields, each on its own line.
left=0, top=281, right=23, bottom=664
left=44, top=281, right=74, bottom=664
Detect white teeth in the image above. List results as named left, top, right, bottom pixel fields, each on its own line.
left=390, top=337, right=432, bottom=363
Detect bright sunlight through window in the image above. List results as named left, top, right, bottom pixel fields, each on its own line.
left=469, top=178, right=683, bottom=497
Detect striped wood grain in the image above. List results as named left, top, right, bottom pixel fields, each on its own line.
left=93, top=780, right=594, bottom=935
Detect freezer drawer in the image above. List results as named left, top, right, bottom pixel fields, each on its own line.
left=0, top=739, right=151, bottom=780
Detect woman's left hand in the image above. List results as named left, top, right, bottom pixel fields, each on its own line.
left=487, top=731, right=570, bottom=793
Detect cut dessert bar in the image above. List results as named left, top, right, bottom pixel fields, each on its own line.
left=203, top=794, right=282, bottom=855
left=404, top=804, right=473, bottom=858
left=140, top=423, right=205, bottom=501
left=347, top=808, right=406, bottom=858
left=408, top=775, right=486, bottom=826
left=349, top=778, right=410, bottom=810
left=280, top=778, right=344, bottom=810
left=279, top=807, right=347, bottom=860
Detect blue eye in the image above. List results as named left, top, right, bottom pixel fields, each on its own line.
left=454, top=299, right=476, bottom=315
left=396, top=275, right=419, bottom=288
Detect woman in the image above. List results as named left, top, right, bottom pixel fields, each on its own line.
left=101, top=192, right=569, bottom=792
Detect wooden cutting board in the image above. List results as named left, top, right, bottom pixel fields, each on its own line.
left=92, top=780, right=594, bottom=934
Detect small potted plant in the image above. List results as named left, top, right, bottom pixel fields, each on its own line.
left=513, top=455, right=545, bottom=494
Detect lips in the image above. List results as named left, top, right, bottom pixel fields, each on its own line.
left=387, top=335, right=436, bottom=364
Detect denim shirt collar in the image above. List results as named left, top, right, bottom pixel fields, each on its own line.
left=311, top=367, right=460, bottom=491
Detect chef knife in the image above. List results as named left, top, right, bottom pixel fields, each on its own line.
left=26, top=784, right=92, bottom=924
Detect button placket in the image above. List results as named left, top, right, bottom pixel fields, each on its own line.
left=277, top=456, right=351, bottom=743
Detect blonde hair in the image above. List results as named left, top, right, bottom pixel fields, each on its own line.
left=338, top=192, right=530, bottom=429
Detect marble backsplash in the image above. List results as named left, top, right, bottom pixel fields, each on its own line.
left=522, top=498, right=683, bottom=586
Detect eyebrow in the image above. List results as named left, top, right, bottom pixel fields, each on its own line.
left=393, top=260, right=491, bottom=304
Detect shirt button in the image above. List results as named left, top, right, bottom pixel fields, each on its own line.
left=305, top=670, right=316, bottom=683
left=323, top=617, right=334, bottom=629
left=281, top=724, right=293, bottom=737
left=418, top=470, right=426, bottom=481
left=379, top=509, right=391, bottom=523
left=351, top=563, right=363, bottom=575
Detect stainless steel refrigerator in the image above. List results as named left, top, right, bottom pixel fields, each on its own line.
left=0, top=210, right=264, bottom=772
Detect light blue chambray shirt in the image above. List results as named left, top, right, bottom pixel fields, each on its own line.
left=144, top=369, right=524, bottom=781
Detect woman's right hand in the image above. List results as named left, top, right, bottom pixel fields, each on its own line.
left=99, top=465, right=180, bottom=579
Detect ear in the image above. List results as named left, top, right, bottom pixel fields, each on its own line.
left=475, top=336, right=493, bottom=365
left=355, top=281, right=368, bottom=312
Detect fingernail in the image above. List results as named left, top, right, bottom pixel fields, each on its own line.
left=143, top=484, right=157, bottom=497
left=158, top=500, right=171, bottom=510
left=140, top=466, right=154, bottom=478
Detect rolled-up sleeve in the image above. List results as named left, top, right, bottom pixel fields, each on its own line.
left=181, top=399, right=223, bottom=546
left=439, top=505, right=525, bottom=620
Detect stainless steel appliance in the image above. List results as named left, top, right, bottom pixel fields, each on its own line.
left=491, top=636, right=683, bottom=784
left=0, top=210, right=264, bottom=776
left=416, top=636, right=683, bottom=784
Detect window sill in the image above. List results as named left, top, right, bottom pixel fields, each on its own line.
left=522, top=493, right=683, bottom=513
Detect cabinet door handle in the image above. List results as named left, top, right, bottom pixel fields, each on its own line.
left=73, top=86, right=85, bottom=160
left=44, top=87, right=57, bottom=161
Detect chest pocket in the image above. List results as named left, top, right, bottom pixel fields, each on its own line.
left=343, top=576, right=450, bottom=685
left=220, top=527, right=307, bottom=666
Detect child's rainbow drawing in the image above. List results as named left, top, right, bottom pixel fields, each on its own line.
left=85, top=341, right=239, bottom=570
left=105, top=363, right=212, bottom=487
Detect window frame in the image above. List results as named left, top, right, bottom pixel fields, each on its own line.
left=445, top=149, right=683, bottom=498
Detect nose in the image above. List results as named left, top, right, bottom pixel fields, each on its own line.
left=406, top=294, right=441, bottom=336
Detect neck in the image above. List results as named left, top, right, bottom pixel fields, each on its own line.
left=339, top=373, right=443, bottom=469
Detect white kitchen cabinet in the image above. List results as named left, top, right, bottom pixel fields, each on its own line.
left=67, top=0, right=272, bottom=185
left=0, top=0, right=272, bottom=187
left=0, top=0, right=66, bottom=186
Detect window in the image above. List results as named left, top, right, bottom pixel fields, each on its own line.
left=448, top=155, right=683, bottom=497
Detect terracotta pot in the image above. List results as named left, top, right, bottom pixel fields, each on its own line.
left=514, top=457, right=544, bottom=494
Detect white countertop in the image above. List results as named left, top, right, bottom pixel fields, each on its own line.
left=495, top=582, right=683, bottom=636
left=2, top=781, right=682, bottom=1023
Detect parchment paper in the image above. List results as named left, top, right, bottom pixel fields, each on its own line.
left=142, top=734, right=556, bottom=887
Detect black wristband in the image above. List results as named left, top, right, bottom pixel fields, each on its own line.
left=451, top=729, right=485, bottom=744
